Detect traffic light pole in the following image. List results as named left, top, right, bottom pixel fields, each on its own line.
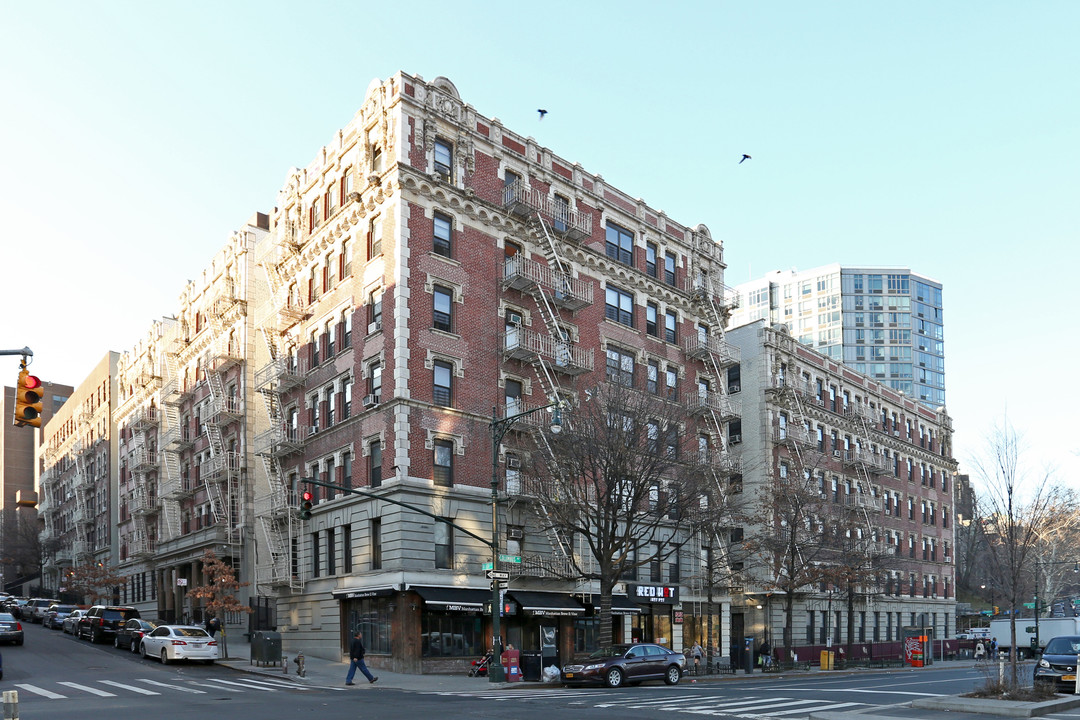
left=0, top=347, right=34, bottom=358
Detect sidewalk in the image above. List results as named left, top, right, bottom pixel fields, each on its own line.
left=213, top=634, right=980, bottom=699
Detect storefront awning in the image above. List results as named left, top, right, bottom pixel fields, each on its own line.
left=332, top=585, right=396, bottom=600
left=580, top=594, right=642, bottom=616
left=414, top=586, right=489, bottom=612
left=506, top=591, right=587, bottom=617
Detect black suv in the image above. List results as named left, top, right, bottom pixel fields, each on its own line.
left=78, top=606, right=141, bottom=643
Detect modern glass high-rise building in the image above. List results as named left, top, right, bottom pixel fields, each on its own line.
left=730, top=264, right=945, bottom=408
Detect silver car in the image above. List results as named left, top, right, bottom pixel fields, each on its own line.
left=140, top=625, right=219, bottom=664
left=0, top=613, right=23, bottom=645
left=63, top=609, right=86, bottom=634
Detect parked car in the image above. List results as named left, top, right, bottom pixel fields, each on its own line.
left=78, top=606, right=141, bottom=643
left=115, top=618, right=160, bottom=652
left=561, top=643, right=686, bottom=688
left=139, top=625, right=218, bottom=665
left=43, top=604, right=79, bottom=630
left=0, top=613, right=24, bottom=646
left=28, top=599, right=60, bottom=624
left=63, top=609, right=86, bottom=635
left=1034, top=635, right=1080, bottom=691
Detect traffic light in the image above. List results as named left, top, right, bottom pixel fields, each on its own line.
left=14, top=369, right=44, bottom=427
left=299, top=489, right=314, bottom=519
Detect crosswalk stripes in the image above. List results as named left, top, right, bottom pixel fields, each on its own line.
left=419, top=689, right=874, bottom=718
left=56, top=681, right=117, bottom=697
left=12, top=677, right=320, bottom=701
left=98, top=680, right=161, bottom=695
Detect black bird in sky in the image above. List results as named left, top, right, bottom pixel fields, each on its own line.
left=739, top=154, right=752, bottom=164
left=538, top=109, right=548, bottom=120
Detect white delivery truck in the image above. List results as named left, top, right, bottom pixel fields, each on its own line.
left=990, top=617, right=1080, bottom=657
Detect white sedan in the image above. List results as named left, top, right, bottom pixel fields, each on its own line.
left=140, top=625, right=219, bottom=664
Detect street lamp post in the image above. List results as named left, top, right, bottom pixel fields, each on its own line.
left=488, top=401, right=562, bottom=683
left=1034, top=559, right=1080, bottom=655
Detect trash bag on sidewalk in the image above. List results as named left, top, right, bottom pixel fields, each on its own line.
left=542, top=665, right=560, bottom=683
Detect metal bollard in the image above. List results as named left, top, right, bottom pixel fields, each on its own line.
left=283, top=654, right=289, bottom=674
left=294, top=650, right=306, bottom=678
left=3, top=689, right=19, bottom=720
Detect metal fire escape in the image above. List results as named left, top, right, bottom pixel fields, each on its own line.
left=501, top=179, right=597, bottom=586
left=129, top=405, right=160, bottom=559
left=159, top=335, right=188, bottom=540
left=254, top=216, right=309, bottom=592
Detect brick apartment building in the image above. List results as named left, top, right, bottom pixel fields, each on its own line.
left=35, top=71, right=957, bottom=675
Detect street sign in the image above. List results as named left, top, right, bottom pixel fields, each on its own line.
left=499, top=554, right=521, bottom=564
left=482, top=562, right=494, bottom=571
left=487, top=570, right=510, bottom=580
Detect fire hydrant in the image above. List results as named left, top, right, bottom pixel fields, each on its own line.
left=294, top=651, right=306, bottom=678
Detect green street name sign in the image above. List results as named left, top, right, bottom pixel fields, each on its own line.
left=499, top=554, right=522, bottom=564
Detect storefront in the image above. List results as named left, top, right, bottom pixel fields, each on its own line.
left=503, top=590, right=586, bottom=667
left=333, top=586, right=396, bottom=659
left=414, top=586, right=489, bottom=660
left=629, top=583, right=679, bottom=648
left=574, top=594, right=642, bottom=651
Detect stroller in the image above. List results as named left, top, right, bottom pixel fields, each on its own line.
left=468, top=651, right=493, bottom=677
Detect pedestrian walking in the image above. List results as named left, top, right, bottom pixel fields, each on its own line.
left=346, top=630, right=378, bottom=685
left=990, top=637, right=998, bottom=658
left=205, top=615, right=222, bottom=638
left=691, top=642, right=704, bottom=674
left=974, top=640, right=985, bottom=661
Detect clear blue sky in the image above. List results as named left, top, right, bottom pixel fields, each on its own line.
left=2, top=1, right=1076, bottom=484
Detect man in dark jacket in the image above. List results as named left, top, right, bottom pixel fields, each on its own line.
left=346, top=630, right=378, bottom=685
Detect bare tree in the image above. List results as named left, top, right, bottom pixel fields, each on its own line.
left=519, top=381, right=712, bottom=648
left=189, top=549, right=251, bottom=659
left=973, top=420, right=1065, bottom=684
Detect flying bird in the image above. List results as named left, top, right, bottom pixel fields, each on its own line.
left=537, top=109, right=548, bottom=120
left=739, top=154, right=752, bottom=164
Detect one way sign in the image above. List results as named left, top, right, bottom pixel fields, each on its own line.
left=486, top=570, right=510, bottom=580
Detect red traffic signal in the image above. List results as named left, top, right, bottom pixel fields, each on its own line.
left=14, top=369, right=44, bottom=428
left=300, top=489, right=314, bottom=519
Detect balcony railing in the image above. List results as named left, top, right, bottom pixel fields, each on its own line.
left=255, top=358, right=309, bottom=394
left=506, top=553, right=579, bottom=580
left=503, top=254, right=592, bottom=311
left=682, top=335, right=741, bottom=366
left=503, top=180, right=592, bottom=241
left=254, top=425, right=307, bottom=457
left=842, top=450, right=890, bottom=474
left=202, top=451, right=242, bottom=482
left=503, top=327, right=593, bottom=375
left=686, top=393, right=740, bottom=421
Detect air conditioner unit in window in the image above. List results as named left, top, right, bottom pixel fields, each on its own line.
left=815, top=398, right=825, bottom=406
left=730, top=434, right=742, bottom=444
left=309, top=426, right=319, bottom=436
left=368, top=320, right=382, bottom=334
left=832, top=450, right=841, bottom=458
left=363, top=394, right=380, bottom=407
left=508, top=527, right=524, bottom=540
left=506, top=456, right=521, bottom=469
left=729, top=384, right=741, bottom=393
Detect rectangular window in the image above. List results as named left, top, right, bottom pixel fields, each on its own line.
left=434, top=138, right=453, bottom=179
left=433, top=285, right=453, bottom=332
left=664, top=309, right=677, bottom=344
left=310, top=330, right=320, bottom=367
left=342, top=309, right=352, bottom=348
left=369, top=289, right=382, bottom=332
left=433, top=359, right=453, bottom=406
left=433, top=212, right=452, bottom=258
left=647, top=360, right=660, bottom=394
left=343, top=523, right=353, bottom=573
left=665, top=367, right=678, bottom=401
left=368, top=361, right=382, bottom=402
left=433, top=438, right=454, bottom=486
left=605, top=286, right=634, bottom=326
left=664, top=251, right=676, bottom=285
left=311, top=531, right=321, bottom=578
left=327, top=526, right=337, bottom=575
left=371, top=519, right=382, bottom=570
left=553, top=194, right=570, bottom=233
left=342, top=450, right=352, bottom=484
left=646, top=302, right=659, bottom=336
left=505, top=378, right=523, bottom=416
left=435, top=520, right=453, bottom=569
left=368, top=216, right=383, bottom=258
left=605, top=222, right=633, bottom=265
left=605, top=347, right=635, bottom=386
left=369, top=439, right=382, bottom=487
left=645, top=242, right=658, bottom=278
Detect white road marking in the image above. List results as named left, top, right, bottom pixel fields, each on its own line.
left=203, top=678, right=276, bottom=691
left=57, top=682, right=116, bottom=697
left=13, top=684, right=66, bottom=699
left=766, top=701, right=862, bottom=716
left=134, top=678, right=207, bottom=693
left=98, top=680, right=161, bottom=695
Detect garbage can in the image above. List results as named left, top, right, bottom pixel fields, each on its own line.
left=521, top=651, right=542, bottom=682
left=251, top=630, right=282, bottom=666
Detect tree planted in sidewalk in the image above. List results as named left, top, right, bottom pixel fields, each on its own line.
left=189, top=549, right=251, bottom=659
left=64, top=562, right=127, bottom=604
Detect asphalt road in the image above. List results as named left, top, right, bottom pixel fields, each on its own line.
left=1, top=622, right=1015, bottom=720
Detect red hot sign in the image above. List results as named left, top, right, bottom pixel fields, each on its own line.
left=631, top=584, right=680, bottom=603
